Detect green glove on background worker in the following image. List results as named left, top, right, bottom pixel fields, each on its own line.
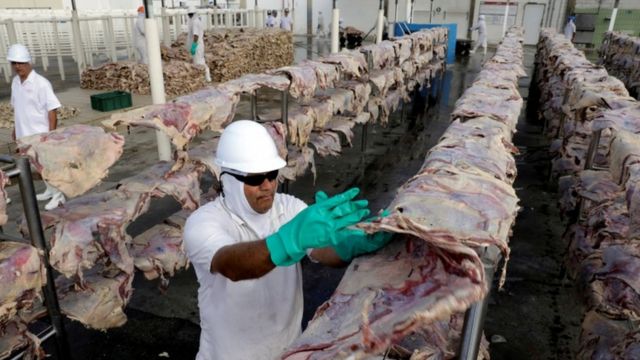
left=266, top=188, right=370, bottom=266
left=190, top=42, right=198, bottom=56
left=316, top=191, right=394, bottom=261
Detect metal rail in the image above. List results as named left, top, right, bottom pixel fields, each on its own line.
left=0, top=155, right=71, bottom=360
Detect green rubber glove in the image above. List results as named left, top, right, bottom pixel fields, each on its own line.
left=319, top=191, right=394, bottom=262
left=190, top=42, right=198, bottom=56
left=266, top=188, right=370, bottom=266
left=332, top=227, right=393, bottom=261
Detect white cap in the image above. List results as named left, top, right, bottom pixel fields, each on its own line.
left=478, top=15, right=485, bottom=20
left=187, top=5, right=197, bottom=14
left=215, top=120, right=286, bottom=174
left=7, top=44, right=31, bottom=63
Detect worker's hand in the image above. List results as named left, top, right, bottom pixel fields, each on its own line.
left=190, top=42, right=198, bottom=56
left=265, top=188, right=370, bottom=266
left=331, top=210, right=394, bottom=261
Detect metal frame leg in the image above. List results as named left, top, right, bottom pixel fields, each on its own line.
left=458, top=262, right=495, bottom=360
left=16, top=157, right=71, bottom=360
left=250, top=92, right=258, bottom=121
left=584, top=129, right=602, bottom=170
left=281, top=90, right=290, bottom=194
left=361, top=123, right=368, bottom=152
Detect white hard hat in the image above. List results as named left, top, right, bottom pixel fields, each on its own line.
left=7, top=44, right=31, bottom=63
left=478, top=15, right=485, bottom=20
left=215, top=120, right=286, bottom=174
left=187, top=5, right=197, bottom=14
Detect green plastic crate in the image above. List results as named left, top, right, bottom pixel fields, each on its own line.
left=90, top=91, right=132, bottom=112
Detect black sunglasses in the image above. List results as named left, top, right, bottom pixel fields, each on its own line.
left=222, top=170, right=279, bottom=186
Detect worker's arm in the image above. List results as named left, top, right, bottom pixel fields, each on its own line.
left=210, top=240, right=275, bottom=282
left=48, top=109, right=58, bottom=131
left=310, top=247, right=347, bottom=267
left=210, top=241, right=346, bottom=282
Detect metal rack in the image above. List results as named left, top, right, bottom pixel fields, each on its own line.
left=458, top=246, right=501, bottom=360
left=0, top=155, right=71, bottom=360
left=248, top=86, right=291, bottom=193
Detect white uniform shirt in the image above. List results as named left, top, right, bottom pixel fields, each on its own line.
left=134, top=14, right=148, bottom=64
left=11, top=70, right=60, bottom=139
left=280, top=15, right=292, bottom=31
left=184, top=193, right=307, bottom=360
left=266, top=15, right=275, bottom=27
left=564, top=20, right=576, bottom=40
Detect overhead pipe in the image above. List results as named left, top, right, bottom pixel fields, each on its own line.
left=608, top=0, right=620, bottom=32
left=143, top=0, right=172, bottom=161
left=331, top=0, right=340, bottom=53
left=376, top=0, right=385, bottom=44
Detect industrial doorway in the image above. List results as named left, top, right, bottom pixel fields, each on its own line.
left=522, top=3, right=545, bottom=45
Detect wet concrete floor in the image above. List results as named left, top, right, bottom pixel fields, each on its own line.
left=9, top=42, right=583, bottom=360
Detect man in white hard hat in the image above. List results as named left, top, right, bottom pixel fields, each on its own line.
left=470, top=14, right=487, bottom=56
left=7, top=44, right=65, bottom=210
left=134, top=6, right=148, bottom=64
left=280, top=8, right=293, bottom=31
left=184, top=120, right=392, bottom=360
left=187, top=6, right=212, bottom=82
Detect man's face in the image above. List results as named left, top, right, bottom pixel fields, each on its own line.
left=11, top=61, right=31, bottom=78
left=243, top=174, right=278, bottom=214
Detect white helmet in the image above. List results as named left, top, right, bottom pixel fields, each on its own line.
left=478, top=15, right=485, bottom=21
left=215, top=120, right=286, bottom=174
left=187, top=5, right=197, bottom=14
left=7, top=44, right=31, bottom=63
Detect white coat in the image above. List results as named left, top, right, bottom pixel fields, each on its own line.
left=280, top=15, right=292, bottom=31
left=134, top=14, right=148, bottom=64
left=187, top=14, right=211, bottom=82
left=471, top=18, right=488, bottom=55
left=564, top=20, right=576, bottom=41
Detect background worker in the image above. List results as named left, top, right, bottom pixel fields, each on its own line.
left=187, top=6, right=211, bottom=82
left=266, top=10, right=274, bottom=27
left=271, top=10, right=280, bottom=28
left=134, top=5, right=148, bottom=64
left=280, top=8, right=293, bottom=31
left=470, top=14, right=487, bottom=56
left=564, top=15, right=577, bottom=42
left=184, top=120, right=392, bottom=360
left=7, top=44, right=65, bottom=210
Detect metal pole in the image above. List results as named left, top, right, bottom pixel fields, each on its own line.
left=467, top=0, right=477, bottom=39
left=376, top=0, right=385, bottom=44
left=16, top=157, right=71, bottom=360
left=458, top=262, right=496, bottom=360
left=70, top=6, right=86, bottom=75
left=331, top=0, right=340, bottom=53
left=502, top=0, right=510, bottom=37
left=429, top=0, right=434, bottom=23
left=608, top=0, right=620, bottom=32
left=143, top=0, right=172, bottom=161
left=251, top=93, right=258, bottom=120
left=410, top=0, right=415, bottom=23
left=361, top=123, right=368, bottom=152
left=281, top=90, right=289, bottom=194
left=391, top=0, right=398, bottom=37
